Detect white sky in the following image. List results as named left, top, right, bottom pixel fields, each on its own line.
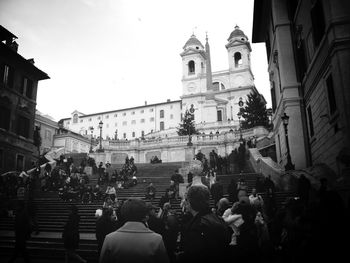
left=0, top=0, right=270, bottom=121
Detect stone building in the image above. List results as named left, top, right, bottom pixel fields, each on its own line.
left=0, top=25, right=49, bottom=173
left=34, top=110, right=58, bottom=155
left=252, top=0, right=350, bottom=175
left=61, top=26, right=264, bottom=141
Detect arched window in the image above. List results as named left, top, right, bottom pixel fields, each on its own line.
left=234, top=52, right=242, bottom=67
left=73, top=114, right=78, bottom=124
left=160, top=110, right=164, bottom=118
left=188, top=60, right=195, bottom=74
left=211, top=82, right=226, bottom=91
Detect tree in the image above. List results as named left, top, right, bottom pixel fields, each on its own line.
left=240, top=91, right=270, bottom=129
left=33, top=126, right=42, bottom=157
left=177, top=110, right=198, bottom=136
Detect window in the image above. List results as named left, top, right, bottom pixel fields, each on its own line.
left=160, top=121, right=165, bottom=131
left=2, top=64, right=14, bottom=88
left=140, top=110, right=144, bottom=114
left=131, top=120, right=136, bottom=125
left=311, top=0, right=325, bottom=47
left=212, top=82, right=220, bottom=91
left=80, top=119, right=83, bottom=123
left=45, top=130, right=52, bottom=141
left=326, top=74, right=337, bottom=115
left=67, top=121, right=70, bottom=125
left=16, top=154, right=24, bottom=171
left=73, top=114, right=78, bottom=124
left=97, top=116, right=101, bottom=120
left=234, top=52, right=242, bottom=67
left=217, top=110, right=223, bottom=121
left=132, top=132, right=135, bottom=137
left=122, top=121, right=127, bottom=126
left=170, top=114, right=174, bottom=119
left=160, top=110, right=164, bottom=118
left=141, top=130, right=145, bottom=137
left=0, top=106, right=11, bottom=130
left=149, top=108, right=154, bottom=112
left=106, top=115, right=109, bottom=119
left=17, top=115, right=30, bottom=138
left=123, top=112, right=126, bottom=116
left=271, top=82, right=277, bottom=113
left=114, top=114, right=118, bottom=117
left=170, top=105, right=173, bottom=109
left=141, top=119, right=145, bottom=123
left=188, top=60, right=195, bottom=74
left=307, top=106, right=314, bottom=137
left=25, top=78, right=33, bottom=99
left=277, top=134, right=282, bottom=158
left=131, top=111, right=135, bottom=115
left=123, top=133, right=126, bottom=139
left=89, top=118, right=92, bottom=122
left=115, top=123, right=118, bottom=127
left=150, top=117, right=154, bottom=122
left=21, top=77, right=32, bottom=98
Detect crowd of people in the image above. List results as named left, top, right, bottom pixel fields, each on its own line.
left=195, top=143, right=247, bottom=175
left=4, top=150, right=350, bottom=263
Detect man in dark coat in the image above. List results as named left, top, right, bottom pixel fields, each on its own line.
left=178, top=185, right=231, bottom=263
left=8, top=201, right=31, bottom=263
left=63, top=205, right=86, bottom=263
left=96, top=208, right=117, bottom=255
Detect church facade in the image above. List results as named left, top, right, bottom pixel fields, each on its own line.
left=60, top=26, right=262, bottom=141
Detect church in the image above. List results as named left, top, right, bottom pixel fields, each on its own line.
left=60, top=26, right=263, bottom=141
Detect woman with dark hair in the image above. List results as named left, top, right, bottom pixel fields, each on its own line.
left=62, top=205, right=86, bottom=263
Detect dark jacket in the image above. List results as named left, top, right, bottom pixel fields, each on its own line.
left=96, top=215, right=117, bottom=253
left=180, top=209, right=231, bottom=263
left=63, top=214, right=80, bottom=249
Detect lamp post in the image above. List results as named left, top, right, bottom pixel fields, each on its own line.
left=98, top=120, right=104, bottom=152
left=237, top=111, right=243, bottom=141
left=186, top=110, right=193, bottom=146
left=281, top=112, right=295, bottom=170
left=89, top=126, right=94, bottom=153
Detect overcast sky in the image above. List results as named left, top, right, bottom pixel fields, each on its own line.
left=0, top=0, right=270, bottom=121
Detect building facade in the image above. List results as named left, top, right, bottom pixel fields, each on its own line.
left=252, top=0, right=350, bottom=175
left=34, top=111, right=58, bottom=155
left=0, top=25, right=49, bottom=174
left=53, top=127, right=92, bottom=154
left=61, top=26, right=263, bottom=142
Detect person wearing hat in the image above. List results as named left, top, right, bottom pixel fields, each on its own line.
left=100, top=199, right=169, bottom=263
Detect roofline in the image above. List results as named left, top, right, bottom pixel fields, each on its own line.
left=252, top=0, right=269, bottom=43
left=60, top=99, right=182, bottom=120
left=0, top=25, right=18, bottom=40
left=0, top=43, right=50, bottom=80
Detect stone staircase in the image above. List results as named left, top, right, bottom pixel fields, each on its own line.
left=0, top=161, right=297, bottom=262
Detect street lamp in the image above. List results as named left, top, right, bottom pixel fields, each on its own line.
left=237, top=111, right=243, bottom=141
left=89, top=126, right=94, bottom=153
left=187, top=110, right=193, bottom=146
left=281, top=112, right=295, bottom=171
left=98, top=120, right=104, bottom=152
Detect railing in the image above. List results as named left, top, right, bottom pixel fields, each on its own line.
left=248, top=148, right=298, bottom=191
left=104, top=126, right=269, bottom=150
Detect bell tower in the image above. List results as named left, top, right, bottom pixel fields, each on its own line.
left=226, top=25, right=254, bottom=87
left=180, top=34, right=207, bottom=96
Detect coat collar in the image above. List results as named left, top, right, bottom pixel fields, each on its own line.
left=118, top=221, right=154, bottom=233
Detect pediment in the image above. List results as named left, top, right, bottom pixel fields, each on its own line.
left=180, top=49, right=206, bottom=58
left=226, top=40, right=252, bottom=51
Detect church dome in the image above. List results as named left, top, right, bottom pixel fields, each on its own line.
left=228, top=25, right=248, bottom=41
left=183, top=34, right=204, bottom=50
